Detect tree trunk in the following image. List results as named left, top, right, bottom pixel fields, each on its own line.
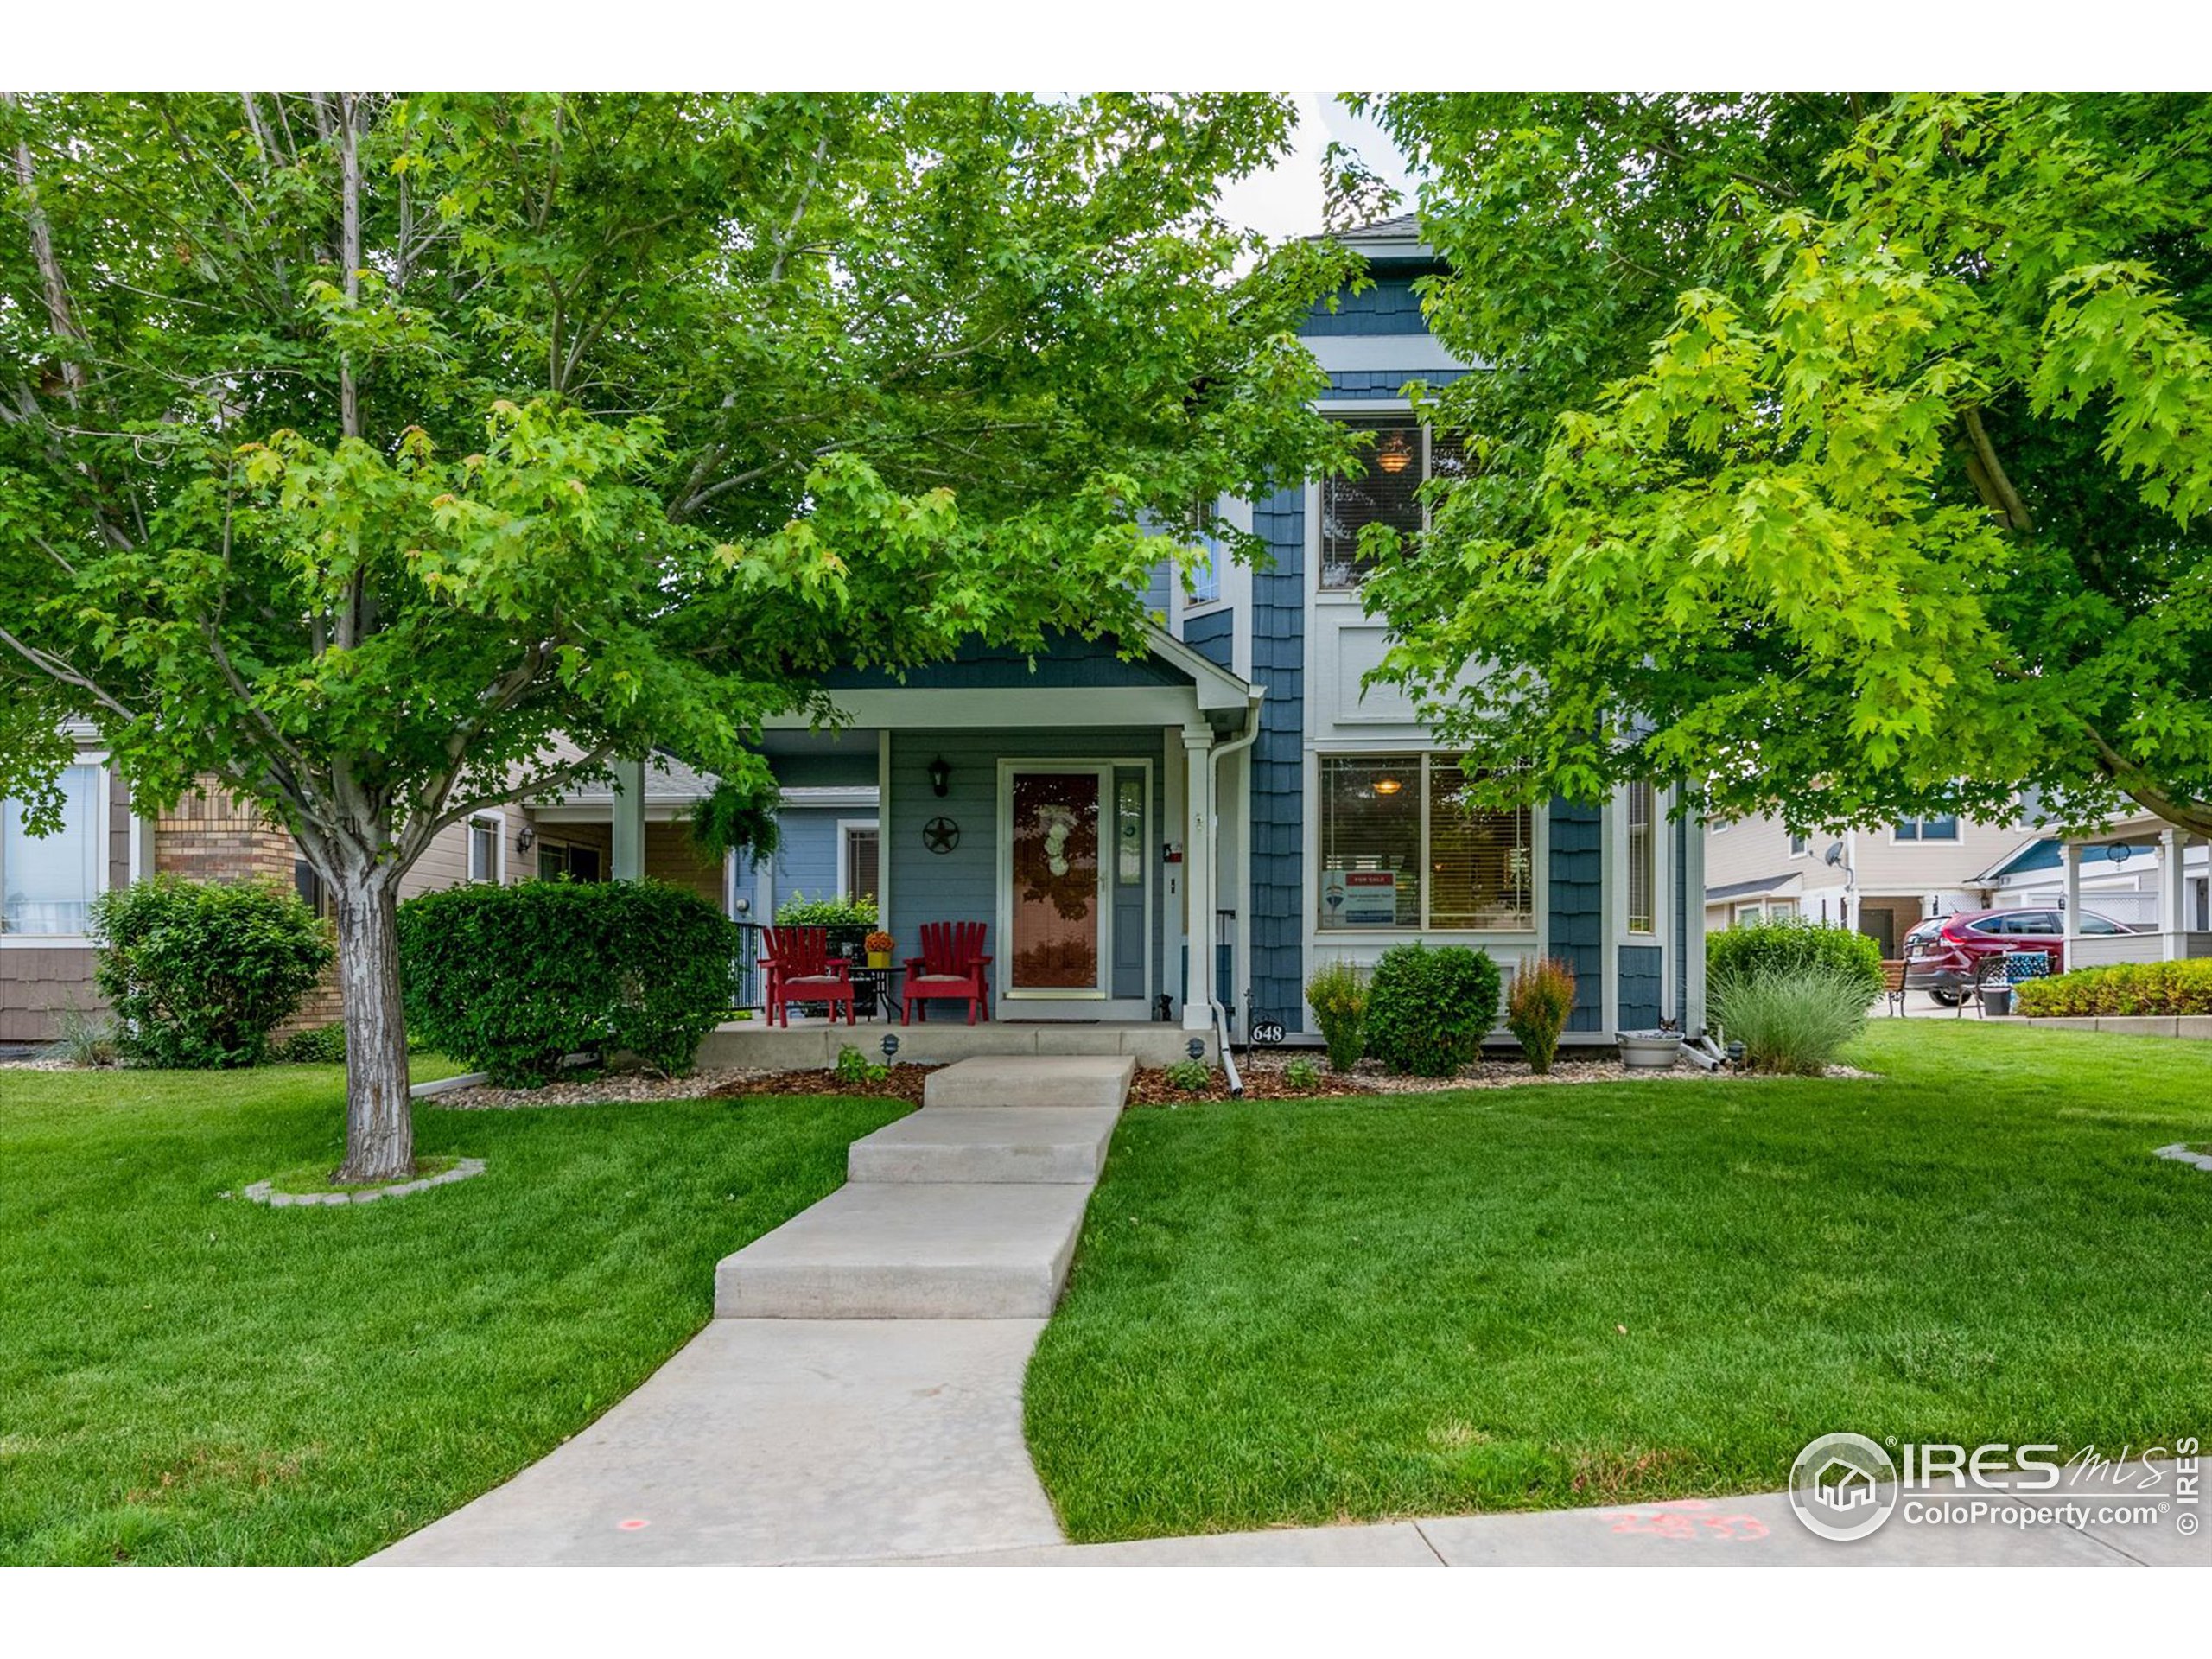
left=334, top=871, right=413, bottom=1183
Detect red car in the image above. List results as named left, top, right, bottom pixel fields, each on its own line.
left=1902, top=906, right=2135, bottom=1003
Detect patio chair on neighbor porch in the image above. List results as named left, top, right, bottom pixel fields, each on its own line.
left=903, top=921, right=992, bottom=1026
left=1879, top=959, right=1909, bottom=1017
left=761, top=926, right=855, bottom=1027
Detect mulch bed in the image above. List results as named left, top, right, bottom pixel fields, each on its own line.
left=705, top=1063, right=938, bottom=1104
left=1127, top=1064, right=1370, bottom=1104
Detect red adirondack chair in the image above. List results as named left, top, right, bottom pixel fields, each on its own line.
left=761, top=925, right=855, bottom=1027
left=903, top=921, right=992, bottom=1025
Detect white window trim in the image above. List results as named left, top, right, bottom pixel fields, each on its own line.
left=1618, top=781, right=1660, bottom=941
left=1312, top=398, right=1424, bottom=599
left=467, top=810, right=506, bottom=884
left=835, top=817, right=881, bottom=903
left=1169, top=496, right=1249, bottom=632
left=0, top=752, right=111, bottom=947
left=1788, top=834, right=1809, bottom=858
left=1307, top=749, right=1541, bottom=939
left=1891, top=817, right=1963, bottom=845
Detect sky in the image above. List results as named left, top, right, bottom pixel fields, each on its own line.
left=1215, top=93, right=1421, bottom=243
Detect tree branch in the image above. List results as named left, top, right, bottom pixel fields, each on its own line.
left=1960, top=404, right=2035, bottom=534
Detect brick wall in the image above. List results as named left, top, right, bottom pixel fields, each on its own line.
left=155, top=782, right=340, bottom=1033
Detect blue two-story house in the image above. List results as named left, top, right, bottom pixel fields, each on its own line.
left=728, top=213, right=1707, bottom=1049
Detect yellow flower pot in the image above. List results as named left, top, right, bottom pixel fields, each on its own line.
left=867, top=950, right=891, bottom=969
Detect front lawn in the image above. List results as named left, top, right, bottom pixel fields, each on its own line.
left=0, top=1063, right=904, bottom=1564
left=1026, top=1021, right=2212, bottom=1541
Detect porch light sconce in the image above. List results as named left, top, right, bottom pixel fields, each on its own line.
left=1376, top=432, right=1414, bottom=474
left=928, top=756, right=952, bottom=798
left=516, top=824, right=537, bottom=853
left=1372, top=776, right=1403, bottom=797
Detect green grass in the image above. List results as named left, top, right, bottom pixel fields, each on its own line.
left=0, top=1061, right=904, bottom=1564
left=1026, top=1021, right=2212, bottom=1541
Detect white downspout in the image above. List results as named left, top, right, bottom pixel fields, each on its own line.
left=1206, top=688, right=1265, bottom=1095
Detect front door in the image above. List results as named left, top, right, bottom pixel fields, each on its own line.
left=1001, top=766, right=1109, bottom=999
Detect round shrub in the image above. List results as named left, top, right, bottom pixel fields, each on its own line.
left=90, top=876, right=335, bottom=1069
left=397, top=880, right=739, bottom=1085
left=1707, top=916, right=1883, bottom=1007
left=1364, top=943, right=1502, bottom=1076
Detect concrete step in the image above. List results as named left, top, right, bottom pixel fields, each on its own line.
left=848, top=1106, right=1119, bottom=1185
left=715, top=1181, right=1093, bottom=1319
left=921, top=1053, right=1135, bottom=1111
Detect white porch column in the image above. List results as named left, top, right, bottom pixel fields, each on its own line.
left=2161, top=827, right=2189, bottom=958
left=2062, top=839, right=2082, bottom=963
left=611, top=756, right=645, bottom=881
left=1182, top=724, right=1215, bottom=1032
left=1162, top=726, right=1186, bottom=1014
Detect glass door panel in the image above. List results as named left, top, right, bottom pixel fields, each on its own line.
left=1008, top=771, right=1103, bottom=992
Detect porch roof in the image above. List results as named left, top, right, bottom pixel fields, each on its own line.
left=769, top=620, right=1257, bottom=734
left=1704, top=872, right=1803, bottom=906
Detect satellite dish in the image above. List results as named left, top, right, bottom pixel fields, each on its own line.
left=1823, top=841, right=1847, bottom=868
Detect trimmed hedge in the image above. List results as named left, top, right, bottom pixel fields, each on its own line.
left=89, top=877, right=334, bottom=1069
left=1708, top=916, right=1885, bottom=1005
left=2016, top=959, right=2212, bottom=1018
left=398, top=880, right=739, bottom=1085
left=1365, top=943, right=1502, bottom=1076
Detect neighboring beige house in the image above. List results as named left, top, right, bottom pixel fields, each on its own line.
left=1703, top=806, right=2035, bottom=959
left=0, top=730, right=724, bottom=1046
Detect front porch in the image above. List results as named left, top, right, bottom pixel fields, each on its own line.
left=697, top=1017, right=1218, bottom=1069
left=2060, top=812, right=2212, bottom=966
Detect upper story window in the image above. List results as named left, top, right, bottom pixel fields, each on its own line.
left=2, top=763, right=105, bottom=937
left=1185, top=502, right=1223, bottom=607
left=1788, top=833, right=1808, bottom=856
left=1627, top=782, right=1657, bottom=935
left=1894, top=815, right=1960, bottom=842
left=467, top=815, right=501, bottom=883
left=1319, top=415, right=1468, bottom=590
left=1319, top=753, right=1533, bottom=931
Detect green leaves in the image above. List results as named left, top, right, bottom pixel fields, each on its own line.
left=1364, top=92, right=2212, bottom=839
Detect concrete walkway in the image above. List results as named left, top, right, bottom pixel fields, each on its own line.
left=370, top=1052, right=2205, bottom=1568
left=874, top=1459, right=2203, bottom=1567
left=372, top=1055, right=1133, bottom=1567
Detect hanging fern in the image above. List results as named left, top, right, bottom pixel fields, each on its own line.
left=689, top=779, right=780, bottom=866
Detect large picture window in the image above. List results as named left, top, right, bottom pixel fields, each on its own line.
left=1319, top=755, right=1533, bottom=931
left=1319, top=416, right=1469, bottom=589
left=2, top=763, right=105, bottom=936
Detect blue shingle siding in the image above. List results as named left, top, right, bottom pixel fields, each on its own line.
left=1249, top=483, right=1307, bottom=1031
left=1618, top=944, right=1663, bottom=1030
left=1301, top=276, right=1429, bottom=336
left=1548, top=797, right=1604, bottom=1032
left=820, top=630, right=1186, bottom=693
left=1183, top=608, right=1234, bottom=672
left=1320, top=367, right=1474, bottom=401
